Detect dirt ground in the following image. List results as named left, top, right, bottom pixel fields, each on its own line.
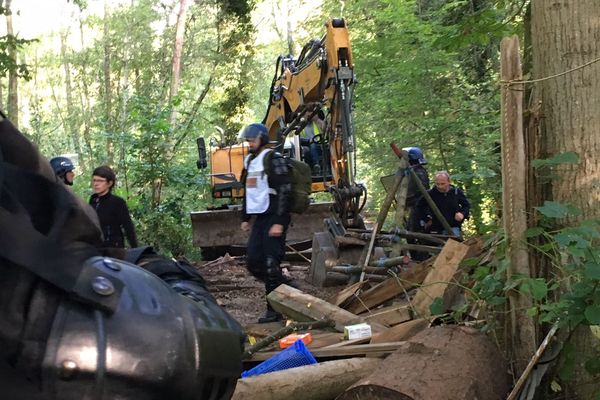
left=197, top=254, right=342, bottom=327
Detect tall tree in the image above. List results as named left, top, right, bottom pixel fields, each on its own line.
left=168, top=0, right=189, bottom=127
left=530, top=1, right=600, bottom=398
left=4, top=0, right=17, bottom=127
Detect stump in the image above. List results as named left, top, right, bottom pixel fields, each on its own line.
left=338, top=325, right=509, bottom=400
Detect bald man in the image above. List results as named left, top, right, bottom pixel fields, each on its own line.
left=417, top=170, right=470, bottom=237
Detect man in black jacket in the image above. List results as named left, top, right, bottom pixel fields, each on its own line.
left=89, top=165, right=138, bottom=248
left=239, top=123, right=291, bottom=323
left=417, top=170, right=470, bottom=237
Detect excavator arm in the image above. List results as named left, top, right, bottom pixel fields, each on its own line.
left=263, top=18, right=366, bottom=227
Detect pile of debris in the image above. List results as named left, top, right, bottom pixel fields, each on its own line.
left=233, top=238, right=510, bottom=400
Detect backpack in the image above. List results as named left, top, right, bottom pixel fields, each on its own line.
left=263, top=150, right=312, bottom=214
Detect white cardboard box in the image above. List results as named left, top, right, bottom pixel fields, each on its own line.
left=344, top=323, right=372, bottom=340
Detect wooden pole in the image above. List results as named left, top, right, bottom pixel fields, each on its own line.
left=501, top=35, right=536, bottom=375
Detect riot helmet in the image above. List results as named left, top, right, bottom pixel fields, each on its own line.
left=49, top=156, right=75, bottom=185
left=402, top=147, right=427, bottom=165
left=241, top=123, right=269, bottom=146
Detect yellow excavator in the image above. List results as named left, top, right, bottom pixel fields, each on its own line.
left=191, top=18, right=366, bottom=259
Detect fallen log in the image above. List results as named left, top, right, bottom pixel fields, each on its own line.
left=338, top=325, right=509, bottom=400
left=267, top=284, right=387, bottom=333
left=232, top=358, right=381, bottom=400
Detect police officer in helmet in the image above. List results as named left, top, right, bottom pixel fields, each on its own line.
left=402, top=147, right=430, bottom=261
left=240, top=123, right=291, bottom=323
left=50, top=156, right=76, bottom=186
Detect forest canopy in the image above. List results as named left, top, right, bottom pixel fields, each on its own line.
left=1, top=0, right=524, bottom=256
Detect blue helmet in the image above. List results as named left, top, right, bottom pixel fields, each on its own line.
left=402, top=147, right=427, bottom=165
left=50, top=156, right=75, bottom=176
left=240, top=123, right=269, bottom=145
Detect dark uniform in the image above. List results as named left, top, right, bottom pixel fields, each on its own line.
left=0, top=115, right=243, bottom=399
left=418, top=185, right=471, bottom=235
left=90, top=192, right=138, bottom=248
left=240, top=123, right=291, bottom=323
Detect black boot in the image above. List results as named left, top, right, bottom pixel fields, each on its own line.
left=258, top=305, right=283, bottom=324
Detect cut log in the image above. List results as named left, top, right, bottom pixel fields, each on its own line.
left=411, top=239, right=470, bottom=318
left=232, top=358, right=381, bottom=400
left=344, top=258, right=433, bottom=314
left=338, top=325, right=509, bottom=400
left=267, top=284, right=387, bottom=333
left=370, top=318, right=429, bottom=344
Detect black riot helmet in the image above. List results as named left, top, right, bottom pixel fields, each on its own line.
left=49, top=156, right=75, bottom=185
left=241, top=123, right=269, bottom=146
left=402, top=147, right=427, bottom=165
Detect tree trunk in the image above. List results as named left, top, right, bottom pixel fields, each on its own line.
left=60, top=32, right=84, bottom=169
left=339, top=326, right=509, bottom=400
left=531, top=0, right=600, bottom=219
left=103, top=0, right=113, bottom=164
left=530, top=1, right=600, bottom=398
left=5, top=0, right=18, bottom=127
left=168, top=0, right=188, bottom=128
left=500, top=36, right=536, bottom=375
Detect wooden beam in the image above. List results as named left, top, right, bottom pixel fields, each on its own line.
left=344, top=258, right=433, bottom=314
left=248, top=341, right=410, bottom=361
left=267, top=284, right=387, bottom=333
left=363, top=304, right=412, bottom=327
left=411, top=239, right=470, bottom=318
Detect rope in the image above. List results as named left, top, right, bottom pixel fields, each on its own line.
left=501, top=55, right=600, bottom=87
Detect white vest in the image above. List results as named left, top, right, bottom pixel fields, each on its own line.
left=244, top=149, right=275, bottom=214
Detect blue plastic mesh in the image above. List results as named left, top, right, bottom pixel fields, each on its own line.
left=241, top=339, right=317, bottom=378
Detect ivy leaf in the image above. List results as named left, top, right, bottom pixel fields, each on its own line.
left=584, top=305, right=600, bottom=325
left=536, top=201, right=577, bottom=219
left=520, top=279, right=548, bottom=301
left=429, top=297, right=445, bottom=316
left=584, top=262, right=600, bottom=280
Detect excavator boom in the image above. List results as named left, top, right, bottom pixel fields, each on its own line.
left=191, top=18, right=365, bottom=258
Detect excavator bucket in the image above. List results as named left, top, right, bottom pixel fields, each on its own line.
left=190, top=202, right=334, bottom=260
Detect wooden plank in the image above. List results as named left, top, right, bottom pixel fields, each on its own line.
left=345, top=258, right=433, bottom=314
left=267, top=284, right=387, bottom=333
left=363, top=304, right=412, bottom=327
left=308, top=331, right=345, bottom=349
left=248, top=341, right=410, bottom=361
left=411, top=239, right=470, bottom=318
left=370, top=319, right=429, bottom=344
left=329, top=280, right=369, bottom=308
left=320, top=337, right=371, bottom=349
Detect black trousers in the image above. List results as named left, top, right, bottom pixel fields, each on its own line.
left=246, top=214, right=289, bottom=295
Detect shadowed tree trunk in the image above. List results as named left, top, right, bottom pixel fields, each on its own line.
left=530, top=1, right=600, bottom=398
